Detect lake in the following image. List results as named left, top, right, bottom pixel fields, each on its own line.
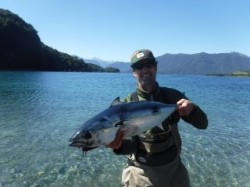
left=0, top=71, right=249, bottom=187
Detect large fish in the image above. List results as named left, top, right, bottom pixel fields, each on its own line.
left=69, top=97, right=177, bottom=152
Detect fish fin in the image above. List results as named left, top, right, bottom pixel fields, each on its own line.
left=110, top=97, right=123, bottom=107
left=103, top=116, right=112, bottom=123
left=82, top=146, right=97, bottom=155
left=157, top=124, right=164, bottom=130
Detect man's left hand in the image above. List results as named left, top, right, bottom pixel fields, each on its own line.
left=177, top=99, right=194, bottom=116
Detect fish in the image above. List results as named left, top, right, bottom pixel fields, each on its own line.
left=69, top=97, right=177, bottom=152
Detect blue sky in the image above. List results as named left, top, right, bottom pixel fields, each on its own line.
left=1, top=0, right=250, bottom=61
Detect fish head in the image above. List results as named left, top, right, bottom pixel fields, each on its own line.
left=69, top=115, right=118, bottom=151
left=69, top=129, right=98, bottom=150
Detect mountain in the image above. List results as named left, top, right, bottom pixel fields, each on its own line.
left=84, top=58, right=111, bottom=67
left=0, top=9, right=119, bottom=72
left=105, top=61, right=131, bottom=72
left=89, top=52, right=250, bottom=75
left=156, top=52, right=250, bottom=75
left=84, top=58, right=130, bottom=72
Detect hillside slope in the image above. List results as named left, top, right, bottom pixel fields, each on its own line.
left=0, top=9, right=111, bottom=72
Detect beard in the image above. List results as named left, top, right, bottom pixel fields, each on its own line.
left=139, top=74, right=156, bottom=92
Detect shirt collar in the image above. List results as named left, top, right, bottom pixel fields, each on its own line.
left=137, top=82, right=161, bottom=100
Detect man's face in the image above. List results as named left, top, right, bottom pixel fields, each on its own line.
left=133, top=62, right=157, bottom=89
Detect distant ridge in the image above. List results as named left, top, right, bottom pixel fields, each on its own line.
left=84, top=58, right=111, bottom=67
left=92, top=52, right=250, bottom=75
left=156, top=52, right=250, bottom=75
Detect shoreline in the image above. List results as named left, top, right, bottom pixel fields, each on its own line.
left=207, top=71, right=250, bottom=77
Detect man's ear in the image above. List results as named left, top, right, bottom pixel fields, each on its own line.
left=133, top=71, right=137, bottom=78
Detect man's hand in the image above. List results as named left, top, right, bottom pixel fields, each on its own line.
left=177, top=99, right=194, bottom=116
left=107, top=129, right=125, bottom=150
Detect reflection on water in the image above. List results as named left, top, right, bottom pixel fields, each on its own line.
left=0, top=71, right=250, bottom=187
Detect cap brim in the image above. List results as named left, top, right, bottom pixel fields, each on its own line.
left=131, top=59, right=157, bottom=68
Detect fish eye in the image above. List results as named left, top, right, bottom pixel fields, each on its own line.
left=83, top=132, right=92, bottom=139
left=99, top=118, right=107, bottom=123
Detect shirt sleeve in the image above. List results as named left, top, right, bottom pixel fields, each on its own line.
left=181, top=104, right=208, bottom=129
left=163, top=87, right=208, bottom=129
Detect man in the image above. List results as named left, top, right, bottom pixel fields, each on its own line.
left=108, top=49, right=208, bottom=187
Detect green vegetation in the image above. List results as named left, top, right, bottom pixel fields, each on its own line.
left=0, top=9, right=119, bottom=72
left=230, top=71, right=250, bottom=77
left=207, top=71, right=250, bottom=77
left=104, top=67, right=120, bottom=73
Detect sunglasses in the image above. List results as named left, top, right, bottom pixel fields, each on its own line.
left=133, top=63, right=155, bottom=70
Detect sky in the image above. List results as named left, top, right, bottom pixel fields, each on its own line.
left=1, top=0, right=250, bottom=62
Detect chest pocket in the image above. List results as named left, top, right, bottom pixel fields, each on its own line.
left=135, top=134, right=177, bottom=166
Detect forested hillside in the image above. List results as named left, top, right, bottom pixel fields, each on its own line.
left=0, top=9, right=118, bottom=72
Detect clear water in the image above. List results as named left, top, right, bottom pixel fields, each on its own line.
left=0, top=71, right=249, bottom=187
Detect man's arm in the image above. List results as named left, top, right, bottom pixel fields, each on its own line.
left=177, top=99, right=208, bottom=129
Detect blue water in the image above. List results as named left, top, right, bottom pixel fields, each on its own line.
left=0, top=71, right=249, bottom=187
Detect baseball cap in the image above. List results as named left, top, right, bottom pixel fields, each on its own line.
left=130, top=49, right=156, bottom=68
